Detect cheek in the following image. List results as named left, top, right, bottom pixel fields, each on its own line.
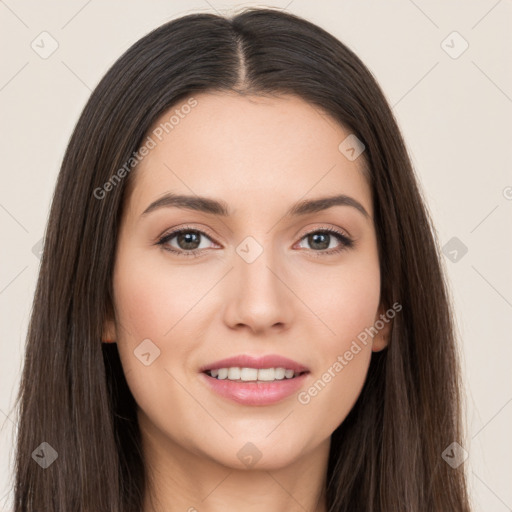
left=293, top=255, right=380, bottom=433
left=111, top=250, right=214, bottom=400
left=297, top=254, right=381, bottom=343
left=298, top=343, right=372, bottom=445
left=323, top=261, right=380, bottom=385
left=112, top=250, right=214, bottom=340
left=297, top=296, right=376, bottom=442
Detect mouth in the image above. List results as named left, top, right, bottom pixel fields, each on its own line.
left=199, top=354, right=310, bottom=406
left=203, top=367, right=309, bottom=382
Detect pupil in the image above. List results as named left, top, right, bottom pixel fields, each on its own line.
left=310, top=233, right=329, bottom=250
left=178, top=231, right=200, bottom=250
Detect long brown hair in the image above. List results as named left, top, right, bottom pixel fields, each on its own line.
left=11, top=7, right=472, bottom=511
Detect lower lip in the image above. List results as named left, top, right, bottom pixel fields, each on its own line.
left=200, top=372, right=309, bottom=406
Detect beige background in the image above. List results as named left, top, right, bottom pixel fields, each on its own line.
left=1, top=1, right=511, bottom=510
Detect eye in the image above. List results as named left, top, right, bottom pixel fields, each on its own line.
left=156, top=226, right=354, bottom=257
left=156, top=226, right=218, bottom=257
left=295, top=227, right=354, bottom=256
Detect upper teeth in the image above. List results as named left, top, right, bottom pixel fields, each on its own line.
left=208, top=367, right=298, bottom=381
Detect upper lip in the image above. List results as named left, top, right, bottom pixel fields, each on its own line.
left=200, top=354, right=309, bottom=373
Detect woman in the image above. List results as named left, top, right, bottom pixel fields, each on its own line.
left=13, top=7, right=472, bottom=511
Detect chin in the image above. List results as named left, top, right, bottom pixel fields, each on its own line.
left=200, top=435, right=312, bottom=472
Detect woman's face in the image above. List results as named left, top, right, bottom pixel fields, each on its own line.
left=104, top=91, right=389, bottom=471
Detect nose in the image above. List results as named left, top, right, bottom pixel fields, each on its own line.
left=223, top=242, right=294, bottom=334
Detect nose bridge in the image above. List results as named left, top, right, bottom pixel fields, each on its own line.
left=235, top=233, right=282, bottom=296
left=225, top=233, right=293, bottom=330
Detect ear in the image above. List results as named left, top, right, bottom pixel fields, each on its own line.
left=372, top=302, right=392, bottom=352
left=101, top=304, right=118, bottom=344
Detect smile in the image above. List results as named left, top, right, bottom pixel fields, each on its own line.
left=205, top=367, right=307, bottom=381
left=200, top=365, right=310, bottom=406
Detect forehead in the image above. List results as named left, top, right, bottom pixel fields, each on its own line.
left=127, top=91, right=372, bottom=219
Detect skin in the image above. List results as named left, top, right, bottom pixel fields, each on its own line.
left=103, top=91, right=391, bottom=512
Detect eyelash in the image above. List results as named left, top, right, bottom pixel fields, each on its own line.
left=156, top=225, right=354, bottom=258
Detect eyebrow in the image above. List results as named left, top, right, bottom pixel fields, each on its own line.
left=141, top=193, right=370, bottom=220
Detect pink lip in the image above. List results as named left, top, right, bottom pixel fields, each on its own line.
left=198, top=354, right=310, bottom=406
left=199, top=372, right=309, bottom=406
left=199, top=354, right=309, bottom=373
